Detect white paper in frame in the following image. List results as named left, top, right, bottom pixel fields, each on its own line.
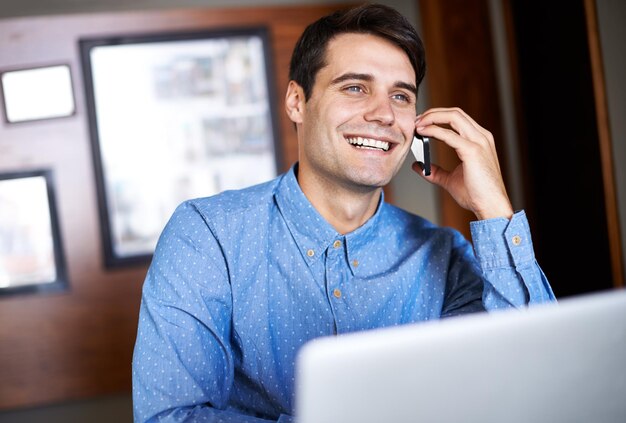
left=0, top=64, right=75, bottom=123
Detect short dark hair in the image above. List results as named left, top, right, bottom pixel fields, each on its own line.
left=288, top=3, right=426, bottom=101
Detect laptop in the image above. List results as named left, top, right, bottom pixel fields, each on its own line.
left=294, top=289, right=626, bottom=423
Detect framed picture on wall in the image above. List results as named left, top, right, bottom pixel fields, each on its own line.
left=0, top=64, right=76, bottom=124
left=80, top=27, right=281, bottom=268
left=0, top=169, right=68, bottom=296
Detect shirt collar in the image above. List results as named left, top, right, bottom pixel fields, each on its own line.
left=274, top=163, right=385, bottom=272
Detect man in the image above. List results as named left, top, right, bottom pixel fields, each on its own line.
left=132, top=3, right=555, bottom=422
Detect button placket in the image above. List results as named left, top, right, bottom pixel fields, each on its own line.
left=328, top=239, right=344, bottom=302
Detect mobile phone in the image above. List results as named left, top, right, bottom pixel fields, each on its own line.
left=411, top=133, right=431, bottom=176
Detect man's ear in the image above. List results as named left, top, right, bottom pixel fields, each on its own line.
left=285, top=81, right=305, bottom=124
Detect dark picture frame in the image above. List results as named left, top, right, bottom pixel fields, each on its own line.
left=79, top=27, right=281, bottom=268
left=0, top=169, right=68, bottom=297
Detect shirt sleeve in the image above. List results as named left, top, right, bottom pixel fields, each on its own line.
left=131, top=201, right=291, bottom=423
left=469, top=209, right=556, bottom=310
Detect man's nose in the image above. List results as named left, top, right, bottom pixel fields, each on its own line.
left=363, top=93, right=395, bottom=126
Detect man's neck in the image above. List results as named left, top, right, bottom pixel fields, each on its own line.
left=297, top=170, right=382, bottom=235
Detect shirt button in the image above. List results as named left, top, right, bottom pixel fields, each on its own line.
left=307, top=249, right=315, bottom=257
left=333, top=288, right=342, bottom=298
left=512, top=235, right=522, bottom=246
left=352, top=259, right=359, bottom=267
left=333, top=240, right=342, bottom=248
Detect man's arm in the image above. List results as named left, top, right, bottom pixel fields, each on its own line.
left=412, top=107, right=555, bottom=315
left=472, top=210, right=555, bottom=307
left=440, top=210, right=555, bottom=317
left=131, top=201, right=291, bottom=423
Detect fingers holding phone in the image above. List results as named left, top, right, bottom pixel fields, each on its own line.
left=412, top=108, right=514, bottom=220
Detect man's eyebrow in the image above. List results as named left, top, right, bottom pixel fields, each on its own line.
left=395, top=81, right=418, bottom=96
left=331, top=72, right=373, bottom=85
left=331, top=73, right=417, bottom=96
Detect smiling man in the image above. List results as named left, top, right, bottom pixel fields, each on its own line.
left=132, top=4, right=556, bottom=422
left=287, top=32, right=419, bottom=235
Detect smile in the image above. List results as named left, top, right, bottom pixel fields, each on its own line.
left=346, top=136, right=390, bottom=152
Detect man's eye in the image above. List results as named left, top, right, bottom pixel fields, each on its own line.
left=392, top=93, right=411, bottom=103
left=345, top=85, right=364, bottom=93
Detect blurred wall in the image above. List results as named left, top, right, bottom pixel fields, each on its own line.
left=0, top=0, right=624, bottom=421
left=595, top=0, right=626, bottom=285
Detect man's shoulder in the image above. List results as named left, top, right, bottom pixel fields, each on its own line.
left=184, top=175, right=282, bottom=221
left=382, top=202, right=437, bottom=230
left=381, top=202, right=464, bottom=243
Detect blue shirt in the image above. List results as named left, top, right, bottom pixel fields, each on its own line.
left=132, top=164, right=555, bottom=422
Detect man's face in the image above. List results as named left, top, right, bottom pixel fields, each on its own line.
left=294, top=32, right=418, bottom=192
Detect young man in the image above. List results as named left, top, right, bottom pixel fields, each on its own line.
left=132, top=3, right=555, bottom=422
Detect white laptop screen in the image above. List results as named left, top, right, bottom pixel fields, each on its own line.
left=295, top=289, right=626, bottom=423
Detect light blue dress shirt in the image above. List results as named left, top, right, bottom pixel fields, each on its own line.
left=132, top=163, right=555, bottom=422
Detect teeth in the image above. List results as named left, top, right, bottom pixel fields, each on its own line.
left=347, top=137, right=390, bottom=151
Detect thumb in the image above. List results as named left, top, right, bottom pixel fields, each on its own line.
left=411, top=161, right=443, bottom=186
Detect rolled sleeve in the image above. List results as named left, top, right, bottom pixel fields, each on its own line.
left=470, top=210, right=555, bottom=307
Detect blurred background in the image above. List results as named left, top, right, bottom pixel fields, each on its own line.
left=0, top=0, right=624, bottom=421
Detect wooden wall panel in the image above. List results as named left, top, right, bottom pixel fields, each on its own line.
left=0, top=4, right=346, bottom=410
left=583, top=0, right=624, bottom=287
left=418, top=0, right=507, bottom=240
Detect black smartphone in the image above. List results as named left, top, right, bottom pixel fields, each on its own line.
left=411, top=133, right=431, bottom=176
